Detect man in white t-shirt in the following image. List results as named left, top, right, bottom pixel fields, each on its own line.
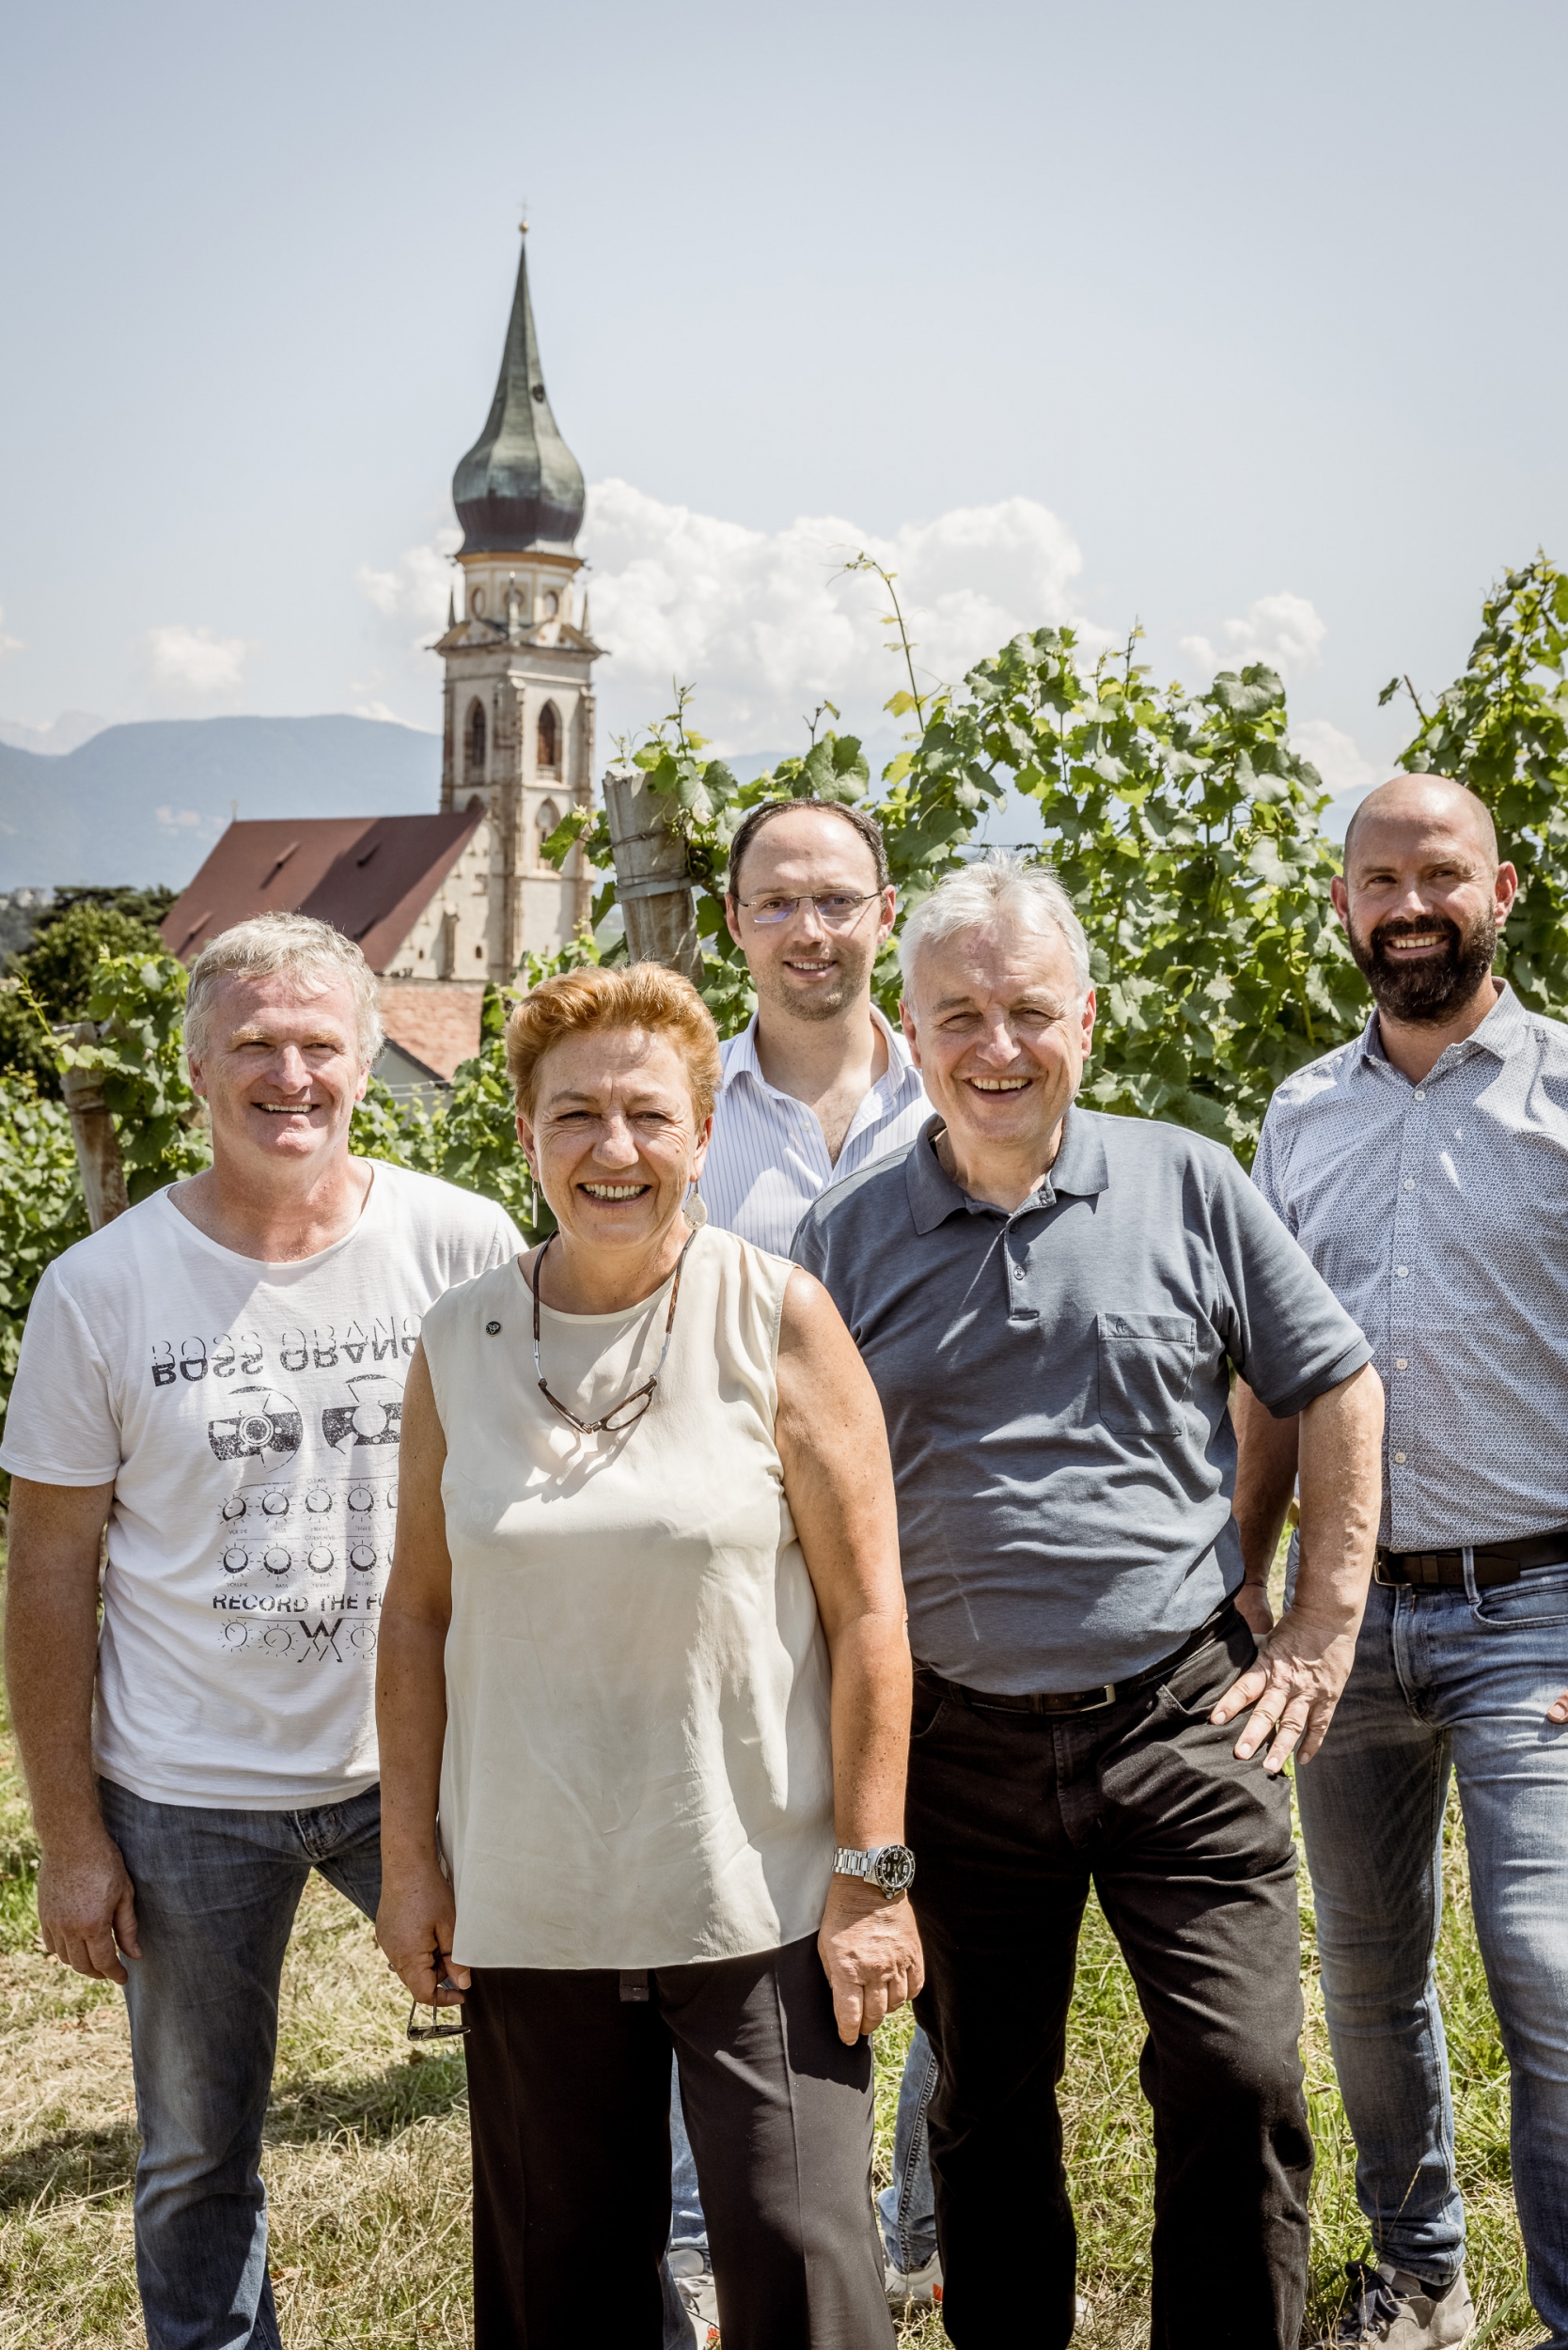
left=1, top=914, right=521, bottom=2350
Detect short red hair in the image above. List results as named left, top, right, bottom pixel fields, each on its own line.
left=505, top=964, right=723, bottom=1124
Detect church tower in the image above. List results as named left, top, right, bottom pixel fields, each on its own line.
left=436, top=227, right=600, bottom=976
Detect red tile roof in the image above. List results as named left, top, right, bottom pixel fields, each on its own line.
left=160, top=814, right=483, bottom=973
left=377, top=982, right=486, bottom=1083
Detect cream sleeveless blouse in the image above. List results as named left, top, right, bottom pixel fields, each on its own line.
left=420, top=1226, right=835, bottom=1970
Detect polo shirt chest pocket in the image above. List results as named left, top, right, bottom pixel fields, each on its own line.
left=1096, top=1312, right=1198, bottom=1437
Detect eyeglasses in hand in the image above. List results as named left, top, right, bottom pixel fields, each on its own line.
left=735, top=890, right=882, bottom=929
left=406, top=1999, right=467, bottom=2041
left=406, top=1954, right=469, bottom=2041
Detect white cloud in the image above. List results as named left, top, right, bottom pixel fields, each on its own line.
left=142, top=623, right=250, bottom=701
left=0, top=710, right=107, bottom=755
left=0, top=607, right=23, bottom=660
left=580, top=481, right=1095, bottom=750
left=1290, top=719, right=1397, bottom=843
left=355, top=529, right=461, bottom=643
left=1180, top=590, right=1326, bottom=685
left=1290, top=718, right=1378, bottom=800
left=356, top=487, right=1098, bottom=754
left=350, top=697, right=437, bottom=730
left=155, top=802, right=227, bottom=844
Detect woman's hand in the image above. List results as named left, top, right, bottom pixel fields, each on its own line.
left=375, top=1345, right=463, bottom=2011
left=818, top=1877, right=924, bottom=2044
left=778, top=1272, right=920, bottom=2046
left=377, top=1855, right=470, bottom=2008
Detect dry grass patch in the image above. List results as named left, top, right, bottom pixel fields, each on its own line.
left=0, top=1561, right=1546, bottom=2345
left=6, top=1859, right=1534, bottom=2349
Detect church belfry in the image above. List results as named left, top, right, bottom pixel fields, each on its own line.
left=436, top=227, right=600, bottom=976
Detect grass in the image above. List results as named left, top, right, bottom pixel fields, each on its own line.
left=0, top=1559, right=1544, bottom=2348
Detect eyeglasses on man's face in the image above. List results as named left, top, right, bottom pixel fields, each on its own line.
left=735, top=890, right=883, bottom=929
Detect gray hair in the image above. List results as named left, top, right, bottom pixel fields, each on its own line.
left=185, top=914, right=384, bottom=1068
left=897, top=853, right=1091, bottom=999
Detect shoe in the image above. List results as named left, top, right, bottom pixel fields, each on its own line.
left=884, top=2249, right=943, bottom=2308
left=1312, top=2261, right=1474, bottom=2347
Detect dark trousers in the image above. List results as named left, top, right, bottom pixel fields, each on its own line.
left=464, top=1933, right=894, bottom=2350
left=906, top=1606, right=1312, bottom=2348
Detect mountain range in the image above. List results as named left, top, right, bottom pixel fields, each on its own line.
left=0, top=716, right=442, bottom=890
left=0, top=712, right=1369, bottom=897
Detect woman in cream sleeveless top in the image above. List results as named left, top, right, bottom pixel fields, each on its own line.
left=423, top=1222, right=832, bottom=1969
left=374, top=964, right=920, bottom=2350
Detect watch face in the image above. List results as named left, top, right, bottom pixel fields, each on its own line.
left=871, top=1844, right=917, bottom=1895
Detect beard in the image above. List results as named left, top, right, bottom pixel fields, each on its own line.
left=1347, top=907, right=1497, bottom=1025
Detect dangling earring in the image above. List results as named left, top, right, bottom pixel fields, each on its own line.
left=684, top=1175, right=708, bottom=1229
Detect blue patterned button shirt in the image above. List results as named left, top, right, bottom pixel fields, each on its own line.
left=1252, top=983, right=1568, bottom=1548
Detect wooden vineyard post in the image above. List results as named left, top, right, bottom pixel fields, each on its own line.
left=57, top=1021, right=131, bottom=1230
left=601, top=764, right=704, bottom=982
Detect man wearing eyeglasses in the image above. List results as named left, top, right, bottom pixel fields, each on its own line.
left=701, top=798, right=931, bottom=1251
left=651, top=796, right=939, bottom=2342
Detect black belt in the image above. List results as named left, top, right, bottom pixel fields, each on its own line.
left=1375, top=1528, right=1568, bottom=1590
left=915, top=1600, right=1241, bottom=1718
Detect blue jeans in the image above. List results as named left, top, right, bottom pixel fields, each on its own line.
left=665, top=2062, right=707, bottom=2349
left=665, top=2026, right=939, bottom=2304
left=97, top=1776, right=384, bottom=2350
left=1295, top=1571, right=1568, bottom=2347
left=878, top=2027, right=939, bottom=2274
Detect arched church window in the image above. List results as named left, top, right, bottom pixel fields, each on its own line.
left=537, top=702, right=560, bottom=773
left=543, top=589, right=559, bottom=618
left=537, top=799, right=561, bottom=867
left=467, top=701, right=486, bottom=780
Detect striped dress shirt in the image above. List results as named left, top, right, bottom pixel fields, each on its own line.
left=701, top=1007, right=933, bottom=1256
left=1252, top=982, right=1568, bottom=1549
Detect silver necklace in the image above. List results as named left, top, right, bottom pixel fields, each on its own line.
left=529, top=1227, right=697, bottom=1438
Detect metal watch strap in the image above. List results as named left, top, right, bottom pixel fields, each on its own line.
left=832, top=1842, right=915, bottom=1898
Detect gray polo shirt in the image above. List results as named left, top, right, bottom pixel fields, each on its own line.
left=792, top=1108, right=1370, bottom=1693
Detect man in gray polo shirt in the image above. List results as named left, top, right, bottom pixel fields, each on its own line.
left=1236, top=775, right=1568, bottom=2350
left=792, top=854, right=1384, bottom=2349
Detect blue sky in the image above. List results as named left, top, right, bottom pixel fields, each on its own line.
left=3, top=0, right=1564, bottom=822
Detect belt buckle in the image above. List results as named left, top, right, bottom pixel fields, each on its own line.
left=1373, top=1552, right=1400, bottom=1587
left=1081, top=1684, right=1117, bottom=1712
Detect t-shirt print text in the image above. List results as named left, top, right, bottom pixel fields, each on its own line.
left=149, top=1318, right=420, bottom=1386
left=149, top=1321, right=420, bottom=1669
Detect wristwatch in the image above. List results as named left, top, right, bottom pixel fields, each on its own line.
left=832, top=1842, right=917, bottom=1900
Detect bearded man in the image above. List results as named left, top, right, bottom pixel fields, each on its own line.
left=1235, top=776, right=1568, bottom=2350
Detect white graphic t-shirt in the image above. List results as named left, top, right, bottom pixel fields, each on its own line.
left=0, top=1164, right=523, bottom=1809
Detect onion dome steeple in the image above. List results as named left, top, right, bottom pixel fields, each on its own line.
left=453, top=228, right=586, bottom=555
